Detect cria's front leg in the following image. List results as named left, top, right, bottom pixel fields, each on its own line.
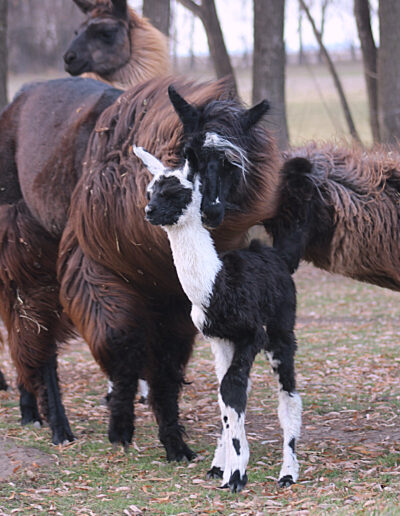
left=218, top=400, right=249, bottom=493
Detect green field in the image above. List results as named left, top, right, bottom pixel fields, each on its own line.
left=1, top=263, right=399, bottom=515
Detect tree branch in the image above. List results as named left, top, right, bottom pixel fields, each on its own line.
left=176, top=0, right=203, bottom=20
left=299, top=0, right=361, bottom=142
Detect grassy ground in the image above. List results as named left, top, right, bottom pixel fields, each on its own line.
left=0, top=263, right=399, bottom=515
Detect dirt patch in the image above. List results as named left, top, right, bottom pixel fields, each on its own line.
left=0, top=438, right=55, bottom=482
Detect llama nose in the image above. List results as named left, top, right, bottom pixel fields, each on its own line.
left=64, top=50, right=77, bottom=65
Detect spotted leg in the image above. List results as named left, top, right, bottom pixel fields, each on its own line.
left=207, top=338, right=234, bottom=480
left=210, top=335, right=260, bottom=492
left=266, top=327, right=302, bottom=487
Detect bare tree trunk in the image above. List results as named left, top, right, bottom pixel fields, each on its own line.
left=300, top=0, right=361, bottom=142
left=0, top=0, right=7, bottom=110
left=378, top=0, right=400, bottom=144
left=252, top=0, right=289, bottom=149
left=143, top=0, right=170, bottom=37
left=177, top=0, right=237, bottom=93
left=354, top=0, right=380, bottom=142
left=318, top=0, right=330, bottom=63
left=298, top=2, right=305, bottom=65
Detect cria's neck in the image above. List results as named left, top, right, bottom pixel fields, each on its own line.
left=165, top=213, right=222, bottom=309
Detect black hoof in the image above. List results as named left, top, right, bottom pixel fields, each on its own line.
left=165, top=441, right=196, bottom=462
left=278, top=474, right=295, bottom=488
left=207, top=466, right=224, bottom=479
left=108, top=421, right=133, bottom=449
left=52, top=428, right=76, bottom=445
left=228, top=470, right=248, bottom=493
left=0, top=375, right=8, bottom=391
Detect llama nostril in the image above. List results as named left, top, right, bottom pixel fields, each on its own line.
left=64, top=51, right=77, bottom=65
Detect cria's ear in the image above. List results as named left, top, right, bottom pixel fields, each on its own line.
left=72, top=0, right=95, bottom=14
left=241, top=99, right=270, bottom=131
left=168, top=85, right=200, bottom=134
left=111, top=0, right=128, bottom=19
left=133, top=146, right=165, bottom=176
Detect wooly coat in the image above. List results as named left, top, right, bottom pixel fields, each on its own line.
left=134, top=146, right=302, bottom=493
left=265, top=144, right=400, bottom=290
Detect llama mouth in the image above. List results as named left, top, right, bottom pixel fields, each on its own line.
left=64, top=61, right=90, bottom=76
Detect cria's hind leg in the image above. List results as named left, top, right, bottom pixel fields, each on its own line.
left=266, top=328, right=301, bottom=487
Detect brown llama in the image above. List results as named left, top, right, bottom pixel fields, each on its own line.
left=0, top=1, right=173, bottom=444
left=264, top=142, right=400, bottom=290
left=64, top=0, right=170, bottom=89
left=0, top=0, right=169, bottom=405
left=57, top=77, right=280, bottom=460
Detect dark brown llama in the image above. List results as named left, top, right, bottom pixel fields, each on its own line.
left=57, top=77, right=280, bottom=459
left=64, top=0, right=170, bottom=89
left=0, top=0, right=173, bottom=444
left=265, top=142, right=400, bottom=290
left=0, top=0, right=169, bottom=405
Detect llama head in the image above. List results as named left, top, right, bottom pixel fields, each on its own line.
left=168, top=85, right=270, bottom=229
left=64, top=0, right=130, bottom=77
left=133, top=146, right=200, bottom=227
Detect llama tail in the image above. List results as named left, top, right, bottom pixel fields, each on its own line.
left=264, top=157, right=314, bottom=274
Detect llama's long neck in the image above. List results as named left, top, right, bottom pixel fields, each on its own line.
left=165, top=203, right=222, bottom=310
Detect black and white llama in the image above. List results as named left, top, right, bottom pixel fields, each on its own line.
left=134, top=146, right=302, bottom=493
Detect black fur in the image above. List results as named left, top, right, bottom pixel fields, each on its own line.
left=146, top=175, right=192, bottom=226
left=0, top=369, right=7, bottom=391
left=264, top=157, right=335, bottom=273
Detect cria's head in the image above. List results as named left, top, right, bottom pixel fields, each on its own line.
left=133, top=146, right=198, bottom=227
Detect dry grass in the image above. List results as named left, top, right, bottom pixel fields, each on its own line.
left=0, top=263, right=399, bottom=515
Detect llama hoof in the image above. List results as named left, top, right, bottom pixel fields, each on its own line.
left=228, top=470, right=248, bottom=493
left=0, top=380, right=8, bottom=391
left=100, top=394, right=111, bottom=407
left=138, top=396, right=147, bottom=404
left=165, top=442, right=196, bottom=462
left=52, top=428, right=76, bottom=445
left=108, top=416, right=133, bottom=449
left=207, top=466, right=224, bottom=479
left=278, top=475, right=295, bottom=488
left=21, top=415, right=43, bottom=427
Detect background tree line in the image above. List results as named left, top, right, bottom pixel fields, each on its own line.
left=1, top=0, right=400, bottom=147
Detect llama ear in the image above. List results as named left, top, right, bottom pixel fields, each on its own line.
left=72, top=0, right=95, bottom=14
left=133, top=146, right=165, bottom=176
left=241, top=99, right=270, bottom=131
left=111, top=0, right=128, bottom=19
left=168, top=85, right=200, bottom=134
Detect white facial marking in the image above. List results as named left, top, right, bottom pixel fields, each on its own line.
left=203, top=131, right=249, bottom=178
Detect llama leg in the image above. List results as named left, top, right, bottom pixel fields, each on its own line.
left=19, top=384, right=42, bottom=427
left=105, top=327, right=144, bottom=449
left=137, top=379, right=149, bottom=404
left=207, top=338, right=234, bottom=479
left=148, top=305, right=197, bottom=462
left=217, top=336, right=260, bottom=492
left=0, top=368, right=8, bottom=391
left=41, top=356, right=75, bottom=444
left=0, top=201, right=74, bottom=444
left=266, top=329, right=302, bottom=487
left=59, top=243, right=148, bottom=449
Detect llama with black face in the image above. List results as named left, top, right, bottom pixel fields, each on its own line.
left=134, top=146, right=302, bottom=493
